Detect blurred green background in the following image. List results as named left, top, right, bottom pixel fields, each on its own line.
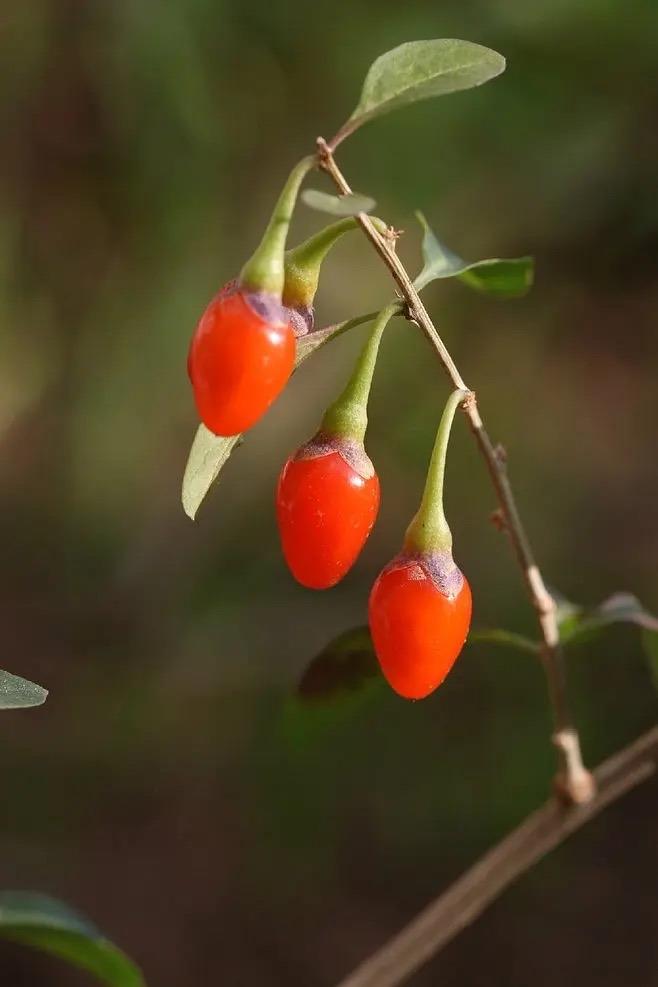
left=1, top=0, right=657, bottom=984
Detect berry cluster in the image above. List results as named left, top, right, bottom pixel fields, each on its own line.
left=187, top=161, right=471, bottom=700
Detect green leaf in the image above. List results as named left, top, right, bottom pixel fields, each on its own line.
left=296, top=623, right=540, bottom=708
left=414, top=212, right=533, bottom=297
left=301, top=189, right=376, bottom=217
left=458, top=259, right=534, bottom=296
left=181, top=428, right=242, bottom=521
left=555, top=590, right=658, bottom=692
left=294, top=319, right=361, bottom=362
left=0, top=669, right=48, bottom=709
left=279, top=627, right=383, bottom=747
left=297, top=625, right=381, bottom=702
left=0, top=893, right=145, bottom=987
left=181, top=314, right=377, bottom=520
left=335, top=40, right=505, bottom=144
left=557, top=591, right=658, bottom=646
left=547, top=589, right=584, bottom=643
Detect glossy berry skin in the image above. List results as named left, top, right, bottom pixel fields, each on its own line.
left=369, top=555, right=472, bottom=700
left=276, top=445, right=380, bottom=590
left=188, top=287, right=295, bottom=436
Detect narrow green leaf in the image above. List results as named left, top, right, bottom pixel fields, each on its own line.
left=301, top=189, right=376, bottom=217
left=558, top=592, right=658, bottom=646
left=294, top=318, right=363, bottom=362
left=0, top=669, right=48, bottom=709
left=334, top=40, right=505, bottom=144
left=297, top=625, right=381, bottom=702
left=181, top=428, right=241, bottom=521
left=0, top=893, right=145, bottom=987
left=554, top=589, right=658, bottom=692
left=458, top=259, right=535, bottom=296
left=414, top=212, right=533, bottom=297
left=181, top=313, right=378, bottom=520
left=468, top=629, right=539, bottom=655
left=279, top=626, right=383, bottom=747
left=550, top=589, right=584, bottom=642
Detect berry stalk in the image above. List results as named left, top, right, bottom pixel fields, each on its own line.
left=284, top=216, right=388, bottom=307
left=404, top=389, right=469, bottom=555
left=240, top=155, right=315, bottom=296
left=321, top=301, right=399, bottom=442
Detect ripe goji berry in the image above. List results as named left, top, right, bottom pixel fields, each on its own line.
left=188, top=157, right=313, bottom=435
left=276, top=436, right=380, bottom=589
left=369, top=553, right=472, bottom=699
left=275, top=304, right=398, bottom=588
left=188, top=288, right=295, bottom=436
left=369, top=389, right=472, bottom=699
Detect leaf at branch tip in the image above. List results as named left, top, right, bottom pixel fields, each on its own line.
left=181, top=317, right=372, bottom=520
left=337, top=39, right=505, bottom=142
left=0, top=892, right=145, bottom=987
left=302, top=189, right=376, bottom=217
left=297, top=625, right=381, bottom=703
left=0, top=669, right=48, bottom=709
left=414, top=212, right=533, bottom=297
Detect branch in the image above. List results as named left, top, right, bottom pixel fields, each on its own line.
left=315, top=138, right=593, bottom=804
left=335, top=726, right=658, bottom=987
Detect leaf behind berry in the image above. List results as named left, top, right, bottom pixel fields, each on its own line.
left=297, top=625, right=381, bottom=702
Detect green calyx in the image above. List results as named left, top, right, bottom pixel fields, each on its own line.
left=404, top=388, right=469, bottom=554
left=320, top=302, right=399, bottom=444
left=283, top=216, right=388, bottom=307
left=240, top=156, right=315, bottom=296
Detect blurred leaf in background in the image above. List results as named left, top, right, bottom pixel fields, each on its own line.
left=0, top=893, right=144, bottom=987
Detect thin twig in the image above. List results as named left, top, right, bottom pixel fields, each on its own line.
left=315, top=138, right=593, bottom=804
left=335, top=726, right=658, bottom=987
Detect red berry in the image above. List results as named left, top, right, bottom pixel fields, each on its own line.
left=188, top=288, right=295, bottom=436
left=369, top=554, right=472, bottom=699
left=276, top=437, right=380, bottom=589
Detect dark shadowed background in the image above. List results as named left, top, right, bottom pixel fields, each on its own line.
left=1, top=1, right=657, bottom=984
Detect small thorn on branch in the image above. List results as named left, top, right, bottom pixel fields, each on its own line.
left=490, top=508, right=507, bottom=532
